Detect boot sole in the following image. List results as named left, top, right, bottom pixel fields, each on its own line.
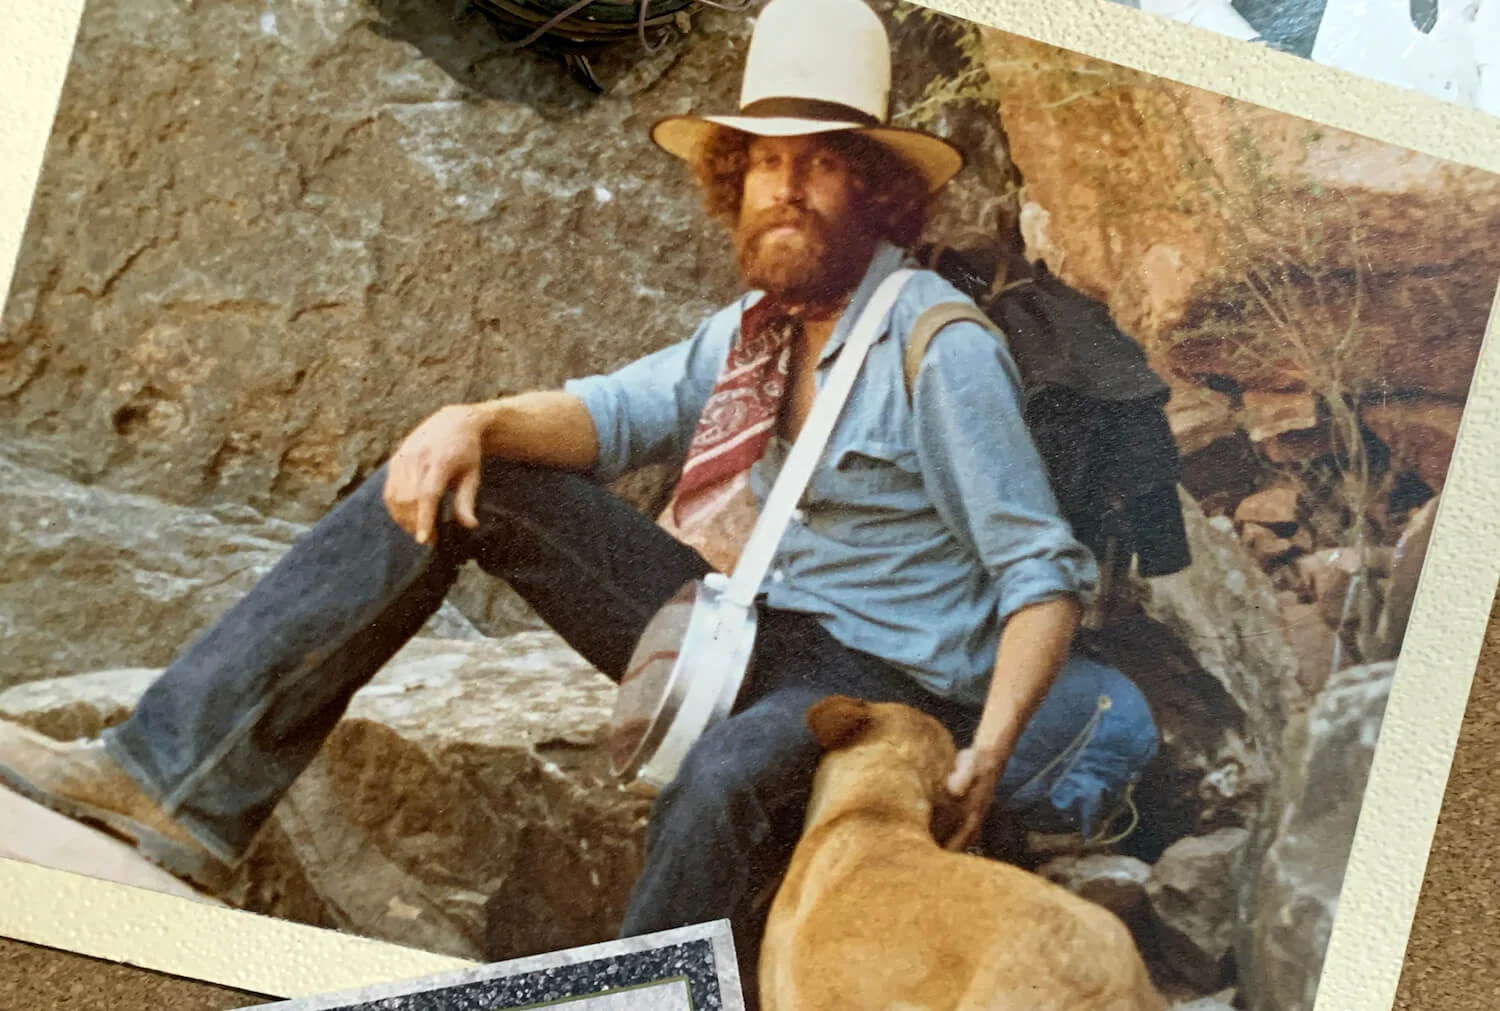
left=0, top=757, right=233, bottom=895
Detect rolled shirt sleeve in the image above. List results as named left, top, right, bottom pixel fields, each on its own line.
left=562, top=300, right=744, bottom=484
left=909, top=318, right=1099, bottom=624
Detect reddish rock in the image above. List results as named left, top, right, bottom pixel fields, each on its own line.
left=1258, top=424, right=1339, bottom=465
left=1241, top=393, right=1319, bottom=445
left=1234, top=485, right=1301, bottom=530
left=1168, top=382, right=1238, bottom=456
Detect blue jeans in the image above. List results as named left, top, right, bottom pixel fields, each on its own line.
left=102, top=461, right=1158, bottom=984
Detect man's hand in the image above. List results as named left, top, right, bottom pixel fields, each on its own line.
left=941, top=745, right=1006, bottom=852
left=383, top=404, right=487, bottom=545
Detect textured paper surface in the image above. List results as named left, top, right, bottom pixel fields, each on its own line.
left=1, top=1, right=1497, bottom=1010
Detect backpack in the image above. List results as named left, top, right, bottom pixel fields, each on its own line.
left=907, top=247, right=1193, bottom=609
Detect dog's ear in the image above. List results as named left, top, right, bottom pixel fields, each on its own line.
left=806, top=695, right=874, bottom=750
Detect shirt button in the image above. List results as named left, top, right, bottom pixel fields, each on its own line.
left=771, top=568, right=785, bottom=584
left=791, top=508, right=806, bottom=523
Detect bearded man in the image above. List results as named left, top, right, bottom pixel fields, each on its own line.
left=0, top=0, right=1159, bottom=996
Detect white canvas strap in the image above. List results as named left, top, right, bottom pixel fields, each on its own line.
left=722, top=267, right=917, bottom=609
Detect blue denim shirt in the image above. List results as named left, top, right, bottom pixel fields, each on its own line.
left=565, top=242, right=1098, bottom=708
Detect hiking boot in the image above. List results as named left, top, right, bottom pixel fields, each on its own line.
left=0, top=720, right=232, bottom=893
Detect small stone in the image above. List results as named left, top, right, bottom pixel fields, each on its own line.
left=1233, top=485, right=1300, bottom=531
left=1238, top=665, right=1395, bottom=1011
left=1240, top=522, right=1297, bottom=564
left=1241, top=392, right=1319, bottom=444
left=1167, top=382, right=1237, bottom=456
left=1038, top=853, right=1153, bottom=922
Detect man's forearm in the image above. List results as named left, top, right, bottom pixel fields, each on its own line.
left=972, top=595, right=1081, bottom=761
left=468, top=391, right=601, bottom=471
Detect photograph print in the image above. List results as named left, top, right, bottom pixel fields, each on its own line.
left=1112, top=0, right=1498, bottom=116
left=238, top=921, right=745, bottom=1011
left=0, top=1, right=1497, bottom=1010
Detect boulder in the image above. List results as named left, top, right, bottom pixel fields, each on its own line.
left=1235, top=663, right=1395, bottom=1011
left=1132, top=491, right=1298, bottom=763
left=1277, top=601, right=1341, bottom=700
left=1084, top=491, right=1299, bottom=862
left=0, top=452, right=481, bottom=693
left=0, top=631, right=650, bottom=962
left=1147, top=829, right=1250, bottom=993
left=0, top=0, right=738, bottom=522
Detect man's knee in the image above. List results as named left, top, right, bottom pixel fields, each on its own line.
left=649, top=704, right=821, bottom=834
left=1002, top=657, right=1159, bottom=837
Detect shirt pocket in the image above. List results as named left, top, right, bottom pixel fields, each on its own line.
left=806, top=438, right=925, bottom=507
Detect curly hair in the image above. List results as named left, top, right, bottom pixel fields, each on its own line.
left=689, top=126, right=933, bottom=248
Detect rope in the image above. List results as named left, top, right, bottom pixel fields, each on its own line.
left=1011, top=694, right=1111, bottom=800
left=1087, top=781, right=1141, bottom=848
left=475, top=0, right=753, bottom=53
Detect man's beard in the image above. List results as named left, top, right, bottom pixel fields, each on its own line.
left=733, top=205, right=879, bottom=306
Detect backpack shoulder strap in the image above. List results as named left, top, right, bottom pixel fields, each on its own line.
left=902, top=301, right=1005, bottom=401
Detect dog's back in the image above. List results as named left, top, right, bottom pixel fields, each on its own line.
left=760, top=697, right=1166, bottom=1011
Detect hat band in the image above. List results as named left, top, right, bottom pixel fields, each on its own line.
left=738, top=97, right=882, bottom=128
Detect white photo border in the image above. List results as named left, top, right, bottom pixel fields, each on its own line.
left=2, top=2, right=1498, bottom=1009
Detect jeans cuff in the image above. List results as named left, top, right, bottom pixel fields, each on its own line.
left=101, top=726, right=245, bottom=865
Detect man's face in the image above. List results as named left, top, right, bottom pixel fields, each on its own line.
left=733, top=133, right=878, bottom=303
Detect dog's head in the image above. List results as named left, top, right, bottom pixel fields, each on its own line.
left=804, top=696, right=966, bottom=842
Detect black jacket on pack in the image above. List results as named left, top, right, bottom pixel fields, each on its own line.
left=921, top=246, right=1193, bottom=583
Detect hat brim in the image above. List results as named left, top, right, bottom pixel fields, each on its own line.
left=651, top=114, right=965, bottom=193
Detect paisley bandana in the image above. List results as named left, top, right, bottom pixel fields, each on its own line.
left=659, top=296, right=804, bottom=573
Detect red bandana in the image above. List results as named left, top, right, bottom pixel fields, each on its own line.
left=659, top=297, right=803, bottom=573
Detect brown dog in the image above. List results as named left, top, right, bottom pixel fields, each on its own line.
left=759, top=696, right=1167, bottom=1011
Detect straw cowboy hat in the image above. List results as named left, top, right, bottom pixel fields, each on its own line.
left=650, top=0, right=965, bottom=191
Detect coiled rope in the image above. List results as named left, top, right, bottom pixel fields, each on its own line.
left=474, top=0, right=754, bottom=55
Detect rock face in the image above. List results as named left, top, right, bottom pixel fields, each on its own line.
left=0, top=0, right=732, bottom=523
left=0, top=632, right=649, bottom=962
left=0, top=0, right=1008, bottom=526
left=0, top=452, right=479, bottom=693
left=1235, top=662, right=1395, bottom=1011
